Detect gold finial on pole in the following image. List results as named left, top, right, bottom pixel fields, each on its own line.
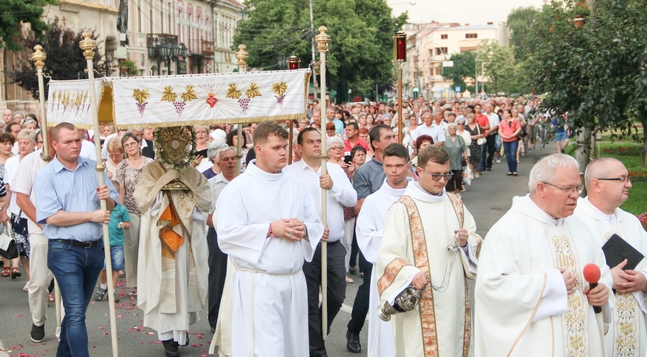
left=235, top=44, right=248, bottom=72
left=31, top=45, right=51, bottom=162
left=234, top=44, right=248, bottom=175
left=315, top=24, right=330, bottom=341
left=80, top=31, right=120, bottom=357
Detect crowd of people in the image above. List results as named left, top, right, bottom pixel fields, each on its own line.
left=0, top=95, right=641, bottom=357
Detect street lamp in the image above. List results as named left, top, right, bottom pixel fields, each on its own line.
left=147, top=34, right=180, bottom=75
left=394, top=31, right=406, bottom=144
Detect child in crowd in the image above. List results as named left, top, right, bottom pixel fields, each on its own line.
left=95, top=181, right=130, bottom=303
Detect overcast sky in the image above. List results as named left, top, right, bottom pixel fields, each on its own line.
left=390, top=0, right=546, bottom=25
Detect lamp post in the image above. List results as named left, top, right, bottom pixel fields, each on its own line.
left=147, top=35, right=181, bottom=75
left=314, top=25, right=331, bottom=340
left=234, top=44, right=248, bottom=175
left=79, top=32, right=119, bottom=357
left=394, top=31, right=406, bottom=144
left=286, top=55, right=301, bottom=164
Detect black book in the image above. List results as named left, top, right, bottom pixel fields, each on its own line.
left=601, top=234, right=645, bottom=271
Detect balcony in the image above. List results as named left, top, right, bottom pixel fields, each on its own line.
left=202, top=40, right=214, bottom=56
left=187, top=39, right=214, bottom=56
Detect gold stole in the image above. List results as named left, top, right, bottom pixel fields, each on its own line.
left=397, top=193, right=472, bottom=357
left=597, top=223, right=639, bottom=356
left=546, top=228, right=588, bottom=356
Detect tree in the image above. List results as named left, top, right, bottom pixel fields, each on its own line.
left=0, top=0, right=59, bottom=51
left=234, top=0, right=407, bottom=102
left=476, top=41, right=520, bottom=95
left=507, top=6, right=540, bottom=61
left=525, top=0, right=647, bottom=167
left=11, top=21, right=111, bottom=100
left=442, top=51, right=476, bottom=91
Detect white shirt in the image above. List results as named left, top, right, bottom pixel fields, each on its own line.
left=80, top=139, right=97, bottom=161
left=5, top=156, right=23, bottom=216
left=283, top=160, right=357, bottom=243
left=412, top=123, right=446, bottom=143
left=486, top=113, right=500, bottom=135
left=10, top=150, right=47, bottom=234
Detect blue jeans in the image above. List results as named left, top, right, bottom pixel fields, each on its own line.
left=48, top=240, right=103, bottom=357
left=478, top=143, right=487, bottom=171
left=503, top=140, right=519, bottom=173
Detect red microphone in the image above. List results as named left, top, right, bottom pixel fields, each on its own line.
left=583, top=264, right=602, bottom=313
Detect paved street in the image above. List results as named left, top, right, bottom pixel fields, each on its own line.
left=0, top=146, right=551, bottom=357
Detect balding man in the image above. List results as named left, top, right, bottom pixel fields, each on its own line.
left=411, top=111, right=445, bottom=146
left=475, top=154, right=613, bottom=357
left=2, top=108, right=12, bottom=126
left=575, top=157, right=647, bottom=356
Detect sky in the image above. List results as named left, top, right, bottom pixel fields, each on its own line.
left=390, top=0, right=546, bottom=26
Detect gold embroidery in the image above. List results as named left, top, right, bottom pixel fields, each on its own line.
left=551, top=235, right=587, bottom=357
left=377, top=258, right=410, bottom=295
left=614, top=292, right=638, bottom=356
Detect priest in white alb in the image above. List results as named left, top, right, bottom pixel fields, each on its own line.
left=475, top=154, right=614, bottom=357
left=376, top=145, right=480, bottom=356
left=575, top=157, right=647, bottom=356
left=216, top=121, right=324, bottom=357
left=134, top=126, right=211, bottom=357
left=356, top=143, right=411, bottom=357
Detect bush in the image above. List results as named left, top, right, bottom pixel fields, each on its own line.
left=601, top=145, right=643, bottom=156
left=637, top=213, right=647, bottom=231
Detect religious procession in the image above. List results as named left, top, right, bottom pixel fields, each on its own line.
left=2, top=0, right=647, bottom=355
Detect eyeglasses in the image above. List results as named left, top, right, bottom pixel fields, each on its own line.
left=542, top=182, right=583, bottom=194
left=329, top=146, right=343, bottom=151
left=597, top=175, right=632, bottom=183
left=421, top=168, right=453, bottom=181
left=123, top=142, right=139, bottom=148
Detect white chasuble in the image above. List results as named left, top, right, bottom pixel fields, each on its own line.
left=475, top=195, right=614, bottom=357
left=356, top=179, right=408, bottom=357
left=134, top=161, right=210, bottom=337
left=575, top=197, right=647, bottom=357
left=216, top=162, right=324, bottom=357
left=376, top=183, right=480, bottom=357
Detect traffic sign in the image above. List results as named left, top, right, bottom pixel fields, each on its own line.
left=455, top=86, right=461, bottom=92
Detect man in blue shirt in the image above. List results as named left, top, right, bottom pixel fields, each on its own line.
left=34, top=122, right=118, bottom=357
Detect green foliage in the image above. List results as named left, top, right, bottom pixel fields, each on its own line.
left=0, top=0, right=59, bottom=51
left=234, top=0, right=407, bottom=101
left=442, top=51, right=476, bottom=90
left=119, top=60, right=139, bottom=76
left=476, top=41, right=527, bottom=95
left=524, top=0, right=647, bottom=166
left=11, top=22, right=111, bottom=100
left=507, top=6, right=540, bottom=61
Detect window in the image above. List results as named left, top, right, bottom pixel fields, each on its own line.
left=440, top=34, right=448, bottom=39
left=466, top=33, right=478, bottom=39
left=435, top=47, right=448, bottom=56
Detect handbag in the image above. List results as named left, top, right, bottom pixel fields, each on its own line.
left=0, top=224, right=17, bottom=259
left=476, top=125, right=487, bottom=145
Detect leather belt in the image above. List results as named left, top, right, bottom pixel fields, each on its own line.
left=54, top=239, right=102, bottom=249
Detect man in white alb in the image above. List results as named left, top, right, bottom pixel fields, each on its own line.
left=284, top=127, right=357, bottom=357
left=377, top=145, right=480, bottom=356
left=475, top=153, right=613, bottom=357
left=216, top=121, right=324, bottom=357
left=574, top=157, right=647, bottom=356
left=356, top=143, right=410, bottom=357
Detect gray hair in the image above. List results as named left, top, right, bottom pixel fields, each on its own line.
left=528, top=154, right=579, bottom=193
left=106, top=136, right=123, bottom=153
left=447, top=123, right=458, bottom=132
left=584, top=157, right=622, bottom=188
left=215, top=146, right=236, bottom=162
left=326, top=136, right=343, bottom=149
left=17, top=128, right=36, bottom=143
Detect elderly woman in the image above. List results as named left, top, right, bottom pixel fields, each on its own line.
left=411, top=134, right=434, bottom=171
left=115, top=132, right=153, bottom=294
left=465, top=113, right=484, bottom=179
left=4, top=129, right=36, bottom=289
left=0, top=133, right=16, bottom=278
left=444, top=123, right=469, bottom=195
left=20, top=118, right=38, bottom=130
left=105, top=136, right=124, bottom=179
left=202, top=140, right=228, bottom=179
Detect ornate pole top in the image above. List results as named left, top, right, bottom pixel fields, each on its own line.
left=31, top=45, right=47, bottom=69
left=79, top=32, right=96, bottom=60
left=235, top=44, right=249, bottom=68
left=315, top=26, right=331, bottom=53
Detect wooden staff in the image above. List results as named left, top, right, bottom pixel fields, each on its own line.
left=234, top=45, right=248, bottom=176
left=79, top=33, right=119, bottom=357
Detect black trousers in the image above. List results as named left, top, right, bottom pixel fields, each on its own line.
left=347, top=251, right=372, bottom=334
left=304, top=240, right=347, bottom=356
left=207, top=227, right=228, bottom=329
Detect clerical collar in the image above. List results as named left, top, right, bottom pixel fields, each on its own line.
left=246, top=159, right=283, bottom=181
left=381, top=178, right=410, bottom=196
left=406, top=182, right=445, bottom=203
left=524, top=195, right=564, bottom=226
left=583, top=197, right=617, bottom=224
